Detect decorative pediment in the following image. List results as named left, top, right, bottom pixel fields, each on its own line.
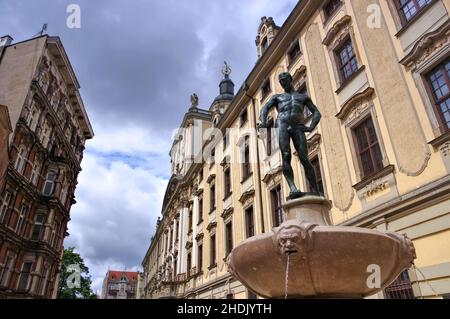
left=207, top=221, right=217, bottom=232
left=336, top=87, right=375, bottom=125
left=220, top=207, right=234, bottom=220
left=194, top=188, right=204, bottom=197
left=195, top=232, right=204, bottom=241
left=400, top=20, right=450, bottom=71
left=220, top=156, right=231, bottom=167
left=262, top=166, right=283, bottom=184
left=206, top=174, right=216, bottom=184
left=239, top=189, right=255, bottom=204
left=292, top=65, right=307, bottom=86
left=322, top=15, right=352, bottom=47
left=308, top=133, right=322, bottom=156
left=185, top=241, right=193, bottom=250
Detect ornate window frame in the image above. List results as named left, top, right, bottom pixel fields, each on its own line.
left=336, top=88, right=390, bottom=183
left=322, top=15, right=365, bottom=92
left=400, top=20, right=450, bottom=147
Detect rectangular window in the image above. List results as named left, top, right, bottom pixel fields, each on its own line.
left=288, top=40, right=301, bottom=65
left=16, top=204, right=30, bottom=235
left=352, top=117, right=384, bottom=178
left=323, top=0, right=343, bottom=20
left=50, top=221, right=60, bottom=248
left=271, top=186, right=284, bottom=227
left=188, top=209, right=193, bottom=233
left=224, top=168, right=232, bottom=199
left=199, top=168, right=204, bottom=182
left=198, top=244, right=203, bottom=272
left=336, top=39, right=359, bottom=82
left=43, top=172, right=57, bottom=196
left=30, top=162, right=40, bottom=186
left=40, top=267, right=50, bottom=296
left=187, top=253, right=191, bottom=277
left=210, top=148, right=215, bottom=166
left=27, top=107, right=39, bottom=130
left=261, top=79, right=272, bottom=100
left=384, top=270, right=415, bottom=299
left=0, top=255, right=15, bottom=288
left=223, top=130, right=230, bottom=150
left=198, top=198, right=203, bottom=223
left=307, top=157, right=325, bottom=195
left=240, top=108, right=248, bottom=127
left=31, top=212, right=46, bottom=241
left=245, top=206, right=255, bottom=238
left=14, top=148, right=27, bottom=174
left=210, top=234, right=216, bottom=267
left=225, top=222, right=233, bottom=255
left=396, top=0, right=432, bottom=25
left=0, top=191, right=12, bottom=223
left=17, top=262, right=33, bottom=291
left=426, top=58, right=450, bottom=131
left=210, top=184, right=216, bottom=211
left=266, top=119, right=278, bottom=157
left=243, top=137, right=252, bottom=180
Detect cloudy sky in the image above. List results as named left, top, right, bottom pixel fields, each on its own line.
left=0, top=0, right=297, bottom=294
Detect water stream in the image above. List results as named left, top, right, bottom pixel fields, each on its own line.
left=285, top=254, right=290, bottom=299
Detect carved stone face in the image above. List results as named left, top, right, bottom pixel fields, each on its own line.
left=277, top=226, right=302, bottom=255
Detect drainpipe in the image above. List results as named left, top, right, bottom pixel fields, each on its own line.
left=243, top=83, right=265, bottom=234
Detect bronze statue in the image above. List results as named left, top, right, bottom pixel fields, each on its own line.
left=258, top=72, right=322, bottom=199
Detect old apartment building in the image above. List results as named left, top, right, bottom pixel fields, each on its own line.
left=142, top=0, right=450, bottom=299
left=101, top=271, right=139, bottom=299
left=0, top=35, right=94, bottom=298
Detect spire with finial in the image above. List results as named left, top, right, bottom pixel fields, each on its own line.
left=214, top=61, right=234, bottom=103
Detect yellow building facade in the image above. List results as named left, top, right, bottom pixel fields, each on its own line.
left=142, top=0, right=450, bottom=299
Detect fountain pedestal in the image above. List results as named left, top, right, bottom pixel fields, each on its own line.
left=226, top=196, right=416, bottom=299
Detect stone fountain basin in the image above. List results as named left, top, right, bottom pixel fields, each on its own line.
left=227, top=222, right=416, bottom=299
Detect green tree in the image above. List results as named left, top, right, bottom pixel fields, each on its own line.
left=57, top=247, right=97, bottom=299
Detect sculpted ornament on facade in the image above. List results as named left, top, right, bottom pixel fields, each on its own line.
left=401, top=21, right=450, bottom=71
left=322, top=15, right=352, bottom=47
left=440, top=142, right=450, bottom=157
left=363, top=179, right=389, bottom=198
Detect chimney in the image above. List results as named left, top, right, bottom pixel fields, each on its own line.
left=0, top=35, right=13, bottom=48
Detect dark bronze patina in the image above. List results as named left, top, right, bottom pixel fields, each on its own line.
left=259, top=72, right=322, bottom=199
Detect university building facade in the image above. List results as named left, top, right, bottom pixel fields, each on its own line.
left=142, top=0, right=450, bottom=299
left=0, top=35, right=94, bottom=298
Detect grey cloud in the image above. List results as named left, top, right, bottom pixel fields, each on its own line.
left=1, top=0, right=297, bottom=293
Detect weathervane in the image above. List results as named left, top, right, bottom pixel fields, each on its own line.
left=222, top=61, right=232, bottom=78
